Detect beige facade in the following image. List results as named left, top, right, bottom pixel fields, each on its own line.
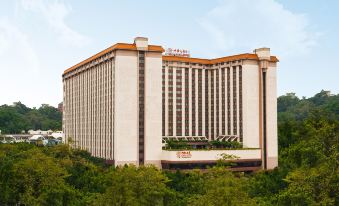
left=63, top=37, right=279, bottom=170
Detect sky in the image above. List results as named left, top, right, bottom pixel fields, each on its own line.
left=0, top=0, right=338, bottom=108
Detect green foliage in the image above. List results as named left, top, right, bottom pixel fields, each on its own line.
left=166, top=140, right=189, bottom=149
left=165, top=139, right=242, bottom=150
left=0, top=102, right=62, bottom=134
left=251, top=90, right=339, bottom=205
left=0, top=90, right=338, bottom=205
left=209, top=140, right=242, bottom=149
left=97, top=165, right=171, bottom=206
left=187, top=168, right=255, bottom=206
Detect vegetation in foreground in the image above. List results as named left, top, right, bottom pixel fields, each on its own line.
left=0, top=90, right=338, bottom=206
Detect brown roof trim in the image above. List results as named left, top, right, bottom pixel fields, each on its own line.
left=63, top=43, right=164, bottom=75
left=163, top=54, right=279, bottom=65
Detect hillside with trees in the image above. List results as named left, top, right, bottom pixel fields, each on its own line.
left=0, top=90, right=338, bottom=205
left=0, top=102, right=62, bottom=134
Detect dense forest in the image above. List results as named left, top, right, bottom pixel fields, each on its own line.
left=0, top=90, right=338, bottom=205
left=0, top=102, right=62, bottom=133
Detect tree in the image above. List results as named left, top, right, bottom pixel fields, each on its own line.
left=97, top=165, right=170, bottom=206
left=187, top=168, right=255, bottom=206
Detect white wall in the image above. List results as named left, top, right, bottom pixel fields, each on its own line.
left=114, top=50, right=139, bottom=166
left=242, top=63, right=260, bottom=148
left=266, top=65, right=278, bottom=169
left=144, top=52, right=163, bottom=167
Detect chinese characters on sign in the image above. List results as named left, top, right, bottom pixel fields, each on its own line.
left=176, top=151, right=192, bottom=158
left=165, top=48, right=190, bottom=57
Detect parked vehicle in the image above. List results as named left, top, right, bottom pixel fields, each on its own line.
left=46, top=138, right=62, bottom=146
left=29, top=135, right=48, bottom=146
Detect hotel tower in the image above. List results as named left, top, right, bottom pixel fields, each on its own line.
left=62, top=37, right=278, bottom=171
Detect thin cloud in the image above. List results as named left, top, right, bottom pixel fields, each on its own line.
left=20, top=0, right=90, bottom=47
left=0, top=17, right=39, bottom=73
left=199, top=0, right=319, bottom=57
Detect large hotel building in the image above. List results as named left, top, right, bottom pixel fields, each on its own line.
left=62, top=37, right=278, bottom=171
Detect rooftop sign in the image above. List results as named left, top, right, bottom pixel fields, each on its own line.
left=165, top=48, right=190, bottom=57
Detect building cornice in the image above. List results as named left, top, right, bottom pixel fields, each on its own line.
left=63, top=43, right=164, bottom=75
left=162, top=54, right=279, bottom=65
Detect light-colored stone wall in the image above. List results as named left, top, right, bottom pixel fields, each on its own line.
left=114, top=50, right=139, bottom=166
left=144, top=51, right=163, bottom=166
left=242, top=63, right=260, bottom=148
left=266, top=65, right=278, bottom=169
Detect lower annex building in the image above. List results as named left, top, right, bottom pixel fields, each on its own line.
left=62, top=37, right=278, bottom=171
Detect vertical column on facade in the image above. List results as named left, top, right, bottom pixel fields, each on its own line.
left=71, top=76, right=74, bottom=146
left=80, top=67, right=83, bottom=150
left=233, top=66, right=238, bottom=138
left=229, top=67, right=233, bottom=135
left=182, top=68, right=185, bottom=136
left=73, top=75, right=76, bottom=147
left=198, top=69, right=203, bottom=136
left=236, top=65, right=240, bottom=141
left=64, top=79, right=67, bottom=142
left=191, top=69, right=196, bottom=136
left=101, top=61, right=104, bottom=157
left=218, top=67, right=222, bottom=136
left=195, top=68, right=199, bottom=136
left=107, top=59, right=110, bottom=158
left=86, top=68, right=89, bottom=153
left=188, top=67, right=192, bottom=136
left=110, top=57, right=115, bottom=160
left=98, top=62, right=101, bottom=155
left=138, top=51, right=145, bottom=165
left=108, top=59, right=111, bottom=159
left=173, top=68, right=177, bottom=136
left=205, top=69, right=209, bottom=139
left=239, top=65, right=243, bottom=142
left=93, top=65, right=96, bottom=156
left=184, top=68, right=189, bottom=136
left=95, top=63, right=99, bottom=156
left=103, top=61, right=105, bottom=158
left=177, top=68, right=182, bottom=136
left=202, top=69, right=206, bottom=136
left=104, top=60, right=108, bottom=158
left=168, top=67, right=173, bottom=136
left=162, top=65, right=165, bottom=137
left=215, top=68, right=220, bottom=138
left=213, top=69, right=218, bottom=139
left=90, top=67, right=94, bottom=156
left=222, top=68, right=226, bottom=135
left=210, top=70, right=215, bottom=140
left=164, top=65, right=168, bottom=137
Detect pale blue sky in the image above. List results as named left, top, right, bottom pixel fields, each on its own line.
left=0, top=0, right=338, bottom=107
